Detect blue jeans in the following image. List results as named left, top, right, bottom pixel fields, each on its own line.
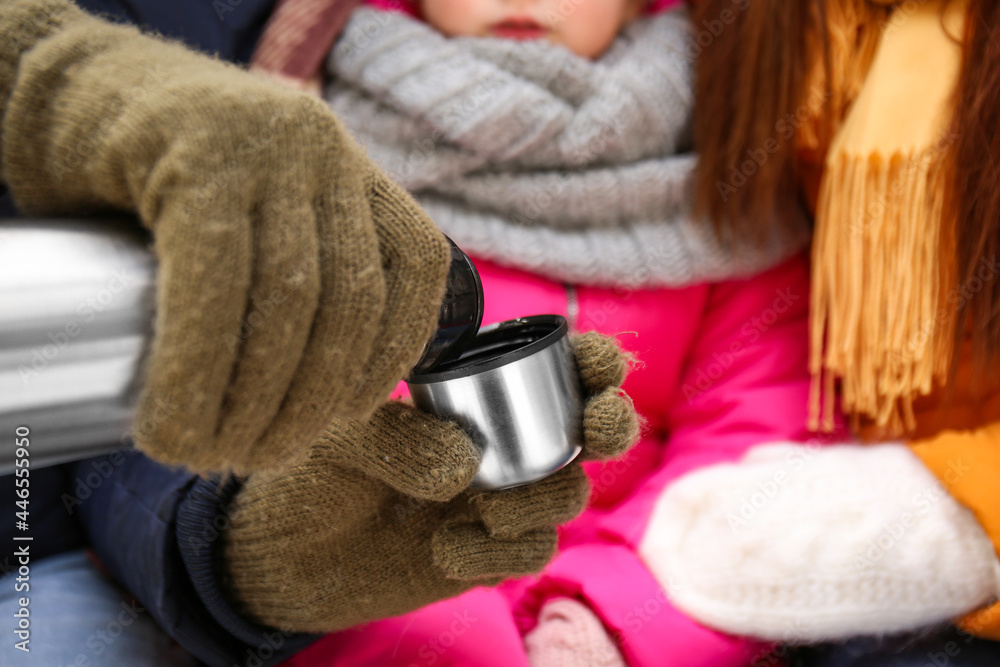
left=790, top=627, right=1000, bottom=667
left=0, top=549, right=200, bottom=666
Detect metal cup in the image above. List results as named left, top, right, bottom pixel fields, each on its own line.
left=406, top=315, right=583, bottom=490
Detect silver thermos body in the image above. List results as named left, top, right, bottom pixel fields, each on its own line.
left=0, top=219, right=581, bottom=488
left=0, top=219, right=154, bottom=474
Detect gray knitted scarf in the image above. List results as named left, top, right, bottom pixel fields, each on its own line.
left=325, top=7, right=809, bottom=288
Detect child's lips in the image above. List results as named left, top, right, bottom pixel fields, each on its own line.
left=490, top=17, right=548, bottom=40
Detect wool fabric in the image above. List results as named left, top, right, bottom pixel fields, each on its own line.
left=250, top=0, right=682, bottom=85
left=325, top=7, right=810, bottom=289
left=223, top=333, right=639, bottom=632
left=640, top=443, right=1000, bottom=641
left=0, top=0, right=451, bottom=474
left=524, top=598, right=627, bottom=667
left=365, top=0, right=680, bottom=14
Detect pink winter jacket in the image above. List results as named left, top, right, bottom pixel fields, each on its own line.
left=281, top=250, right=816, bottom=667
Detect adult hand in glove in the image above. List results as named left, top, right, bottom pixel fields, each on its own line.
left=222, top=333, right=640, bottom=633
left=0, top=0, right=450, bottom=474
left=639, top=442, right=1000, bottom=642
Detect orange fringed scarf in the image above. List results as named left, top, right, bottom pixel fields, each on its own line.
left=808, top=0, right=967, bottom=435
left=797, top=0, right=889, bottom=158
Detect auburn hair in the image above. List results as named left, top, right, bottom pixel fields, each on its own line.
left=692, top=0, right=1000, bottom=377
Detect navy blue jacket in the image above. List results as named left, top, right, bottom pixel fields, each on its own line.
left=0, top=0, right=276, bottom=216
left=74, top=0, right=277, bottom=63
left=1, top=1, right=322, bottom=664
left=0, top=453, right=318, bottom=667
left=74, top=452, right=320, bottom=665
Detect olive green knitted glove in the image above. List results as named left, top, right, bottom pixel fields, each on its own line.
left=222, top=332, right=639, bottom=633
left=0, top=0, right=450, bottom=474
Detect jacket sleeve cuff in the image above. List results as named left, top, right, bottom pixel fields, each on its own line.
left=176, top=474, right=321, bottom=662
left=911, top=425, right=1000, bottom=639
left=513, top=544, right=771, bottom=667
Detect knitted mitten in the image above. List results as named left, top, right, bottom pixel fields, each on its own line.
left=222, top=333, right=640, bottom=632
left=524, top=598, right=627, bottom=667
left=639, top=443, right=1000, bottom=641
left=0, top=0, right=450, bottom=474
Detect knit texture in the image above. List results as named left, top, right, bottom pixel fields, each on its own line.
left=223, top=333, right=639, bottom=633
left=249, top=0, right=682, bottom=86
left=325, top=7, right=810, bottom=288
left=0, top=0, right=451, bottom=474
left=251, top=0, right=361, bottom=82
left=639, top=443, right=1000, bottom=641
left=364, top=0, right=682, bottom=17
left=575, top=330, right=629, bottom=390
left=524, top=598, right=627, bottom=667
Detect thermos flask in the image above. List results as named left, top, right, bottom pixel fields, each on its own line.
left=0, top=218, right=153, bottom=473
left=0, top=218, right=583, bottom=487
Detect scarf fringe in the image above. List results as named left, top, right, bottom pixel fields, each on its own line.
left=809, top=147, right=957, bottom=435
